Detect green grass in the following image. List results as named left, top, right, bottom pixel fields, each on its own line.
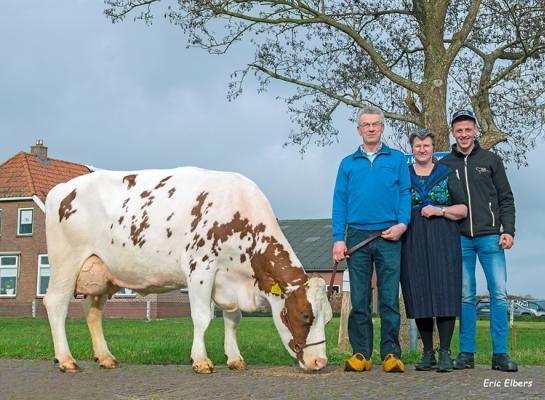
left=0, top=317, right=544, bottom=366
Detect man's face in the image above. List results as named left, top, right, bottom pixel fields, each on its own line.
left=357, top=113, right=384, bottom=147
left=451, top=119, right=477, bottom=154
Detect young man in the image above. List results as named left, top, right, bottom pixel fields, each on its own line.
left=440, top=109, right=517, bottom=372
left=332, top=105, right=410, bottom=373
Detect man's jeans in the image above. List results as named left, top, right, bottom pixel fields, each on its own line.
left=460, top=234, right=509, bottom=354
left=346, top=228, right=401, bottom=360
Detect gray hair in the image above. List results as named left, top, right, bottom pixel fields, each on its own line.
left=357, top=105, right=384, bottom=124
left=409, top=128, right=435, bottom=147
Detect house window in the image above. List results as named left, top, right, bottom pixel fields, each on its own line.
left=115, top=288, right=135, bottom=297
left=17, top=208, right=34, bottom=236
left=37, top=255, right=50, bottom=296
left=0, top=255, right=18, bottom=295
left=326, top=284, right=340, bottom=294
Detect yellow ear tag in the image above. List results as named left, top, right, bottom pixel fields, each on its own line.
left=270, top=283, right=283, bottom=296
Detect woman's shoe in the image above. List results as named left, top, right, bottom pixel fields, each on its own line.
left=415, top=349, right=436, bottom=371
left=436, top=349, right=453, bottom=373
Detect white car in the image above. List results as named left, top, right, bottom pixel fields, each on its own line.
left=525, top=300, right=545, bottom=317
left=511, top=301, right=540, bottom=316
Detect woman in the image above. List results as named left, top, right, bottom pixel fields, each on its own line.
left=400, top=129, right=468, bottom=372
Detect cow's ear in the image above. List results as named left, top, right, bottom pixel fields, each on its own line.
left=262, top=274, right=278, bottom=294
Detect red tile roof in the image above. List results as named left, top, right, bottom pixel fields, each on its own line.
left=0, top=152, right=91, bottom=202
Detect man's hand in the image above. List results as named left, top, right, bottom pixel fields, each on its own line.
left=332, top=241, right=347, bottom=263
left=499, top=233, right=514, bottom=250
left=381, top=223, right=407, bottom=241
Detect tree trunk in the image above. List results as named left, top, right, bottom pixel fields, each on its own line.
left=420, top=81, right=450, bottom=152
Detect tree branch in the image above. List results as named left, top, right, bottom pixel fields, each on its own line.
left=104, top=0, right=160, bottom=23
left=203, top=0, right=421, bottom=93
left=446, top=0, right=481, bottom=63
left=250, top=63, right=418, bottom=124
left=487, top=44, right=545, bottom=89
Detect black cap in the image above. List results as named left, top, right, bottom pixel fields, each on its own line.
left=451, top=109, right=476, bottom=126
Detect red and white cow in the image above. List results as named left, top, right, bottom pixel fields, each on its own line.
left=44, top=167, right=332, bottom=373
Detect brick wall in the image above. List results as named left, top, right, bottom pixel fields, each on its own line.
left=15, top=296, right=192, bottom=319
left=155, top=291, right=191, bottom=318
left=0, top=299, right=34, bottom=316
left=156, top=302, right=191, bottom=318
left=0, top=200, right=47, bottom=302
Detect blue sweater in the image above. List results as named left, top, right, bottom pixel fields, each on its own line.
left=332, top=143, right=411, bottom=241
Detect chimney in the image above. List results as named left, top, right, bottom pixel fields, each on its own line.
left=30, top=139, right=48, bottom=160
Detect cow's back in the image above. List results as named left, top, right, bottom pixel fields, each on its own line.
left=45, top=167, right=282, bottom=291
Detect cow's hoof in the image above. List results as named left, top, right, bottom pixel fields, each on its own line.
left=60, top=360, right=82, bottom=373
left=227, top=359, right=247, bottom=371
left=99, top=357, right=120, bottom=369
left=192, top=360, right=215, bottom=374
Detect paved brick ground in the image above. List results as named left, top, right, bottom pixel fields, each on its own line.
left=1, top=359, right=543, bottom=399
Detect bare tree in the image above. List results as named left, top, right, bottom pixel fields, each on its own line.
left=104, top=0, right=545, bottom=165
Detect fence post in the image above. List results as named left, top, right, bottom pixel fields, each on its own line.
left=146, top=300, right=151, bottom=321
left=338, top=270, right=351, bottom=352
left=32, top=299, right=36, bottom=318
left=510, top=300, right=516, bottom=353
left=409, top=319, right=417, bottom=351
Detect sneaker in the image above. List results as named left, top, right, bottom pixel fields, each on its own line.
left=344, top=353, right=373, bottom=372
left=383, top=353, right=405, bottom=373
left=436, top=349, right=453, bottom=373
left=492, top=353, right=518, bottom=372
left=415, top=349, right=436, bottom=371
left=452, top=352, right=474, bottom=369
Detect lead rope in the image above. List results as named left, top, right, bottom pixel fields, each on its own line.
left=327, top=233, right=382, bottom=301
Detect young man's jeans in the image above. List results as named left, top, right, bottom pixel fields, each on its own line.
left=460, top=234, right=508, bottom=354
left=346, top=228, right=401, bottom=360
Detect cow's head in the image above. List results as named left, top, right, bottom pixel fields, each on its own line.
left=276, top=277, right=332, bottom=370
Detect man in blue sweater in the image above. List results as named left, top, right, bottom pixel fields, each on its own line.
left=332, top=105, right=411, bottom=373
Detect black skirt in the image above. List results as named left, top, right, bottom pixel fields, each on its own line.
left=400, top=209, right=462, bottom=319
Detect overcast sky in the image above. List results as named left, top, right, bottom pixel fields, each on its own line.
left=1, top=1, right=544, bottom=298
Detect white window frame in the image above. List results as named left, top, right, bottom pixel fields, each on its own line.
left=0, top=253, right=19, bottom=297
left=17, top=208, right=34, bottom=236
left=36, top=254, right=50, bottom=297
left=115, top=288, right=136, bottom=297
left=326, top=284, right=341, bottom=294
